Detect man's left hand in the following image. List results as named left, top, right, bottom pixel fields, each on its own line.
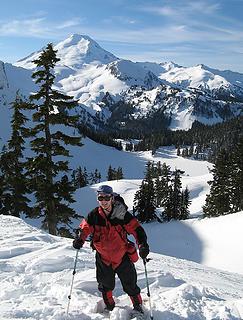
left=139, top=243, right=149, bottom=259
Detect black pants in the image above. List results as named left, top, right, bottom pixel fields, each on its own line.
left=96, top=253, right=141, bottom=297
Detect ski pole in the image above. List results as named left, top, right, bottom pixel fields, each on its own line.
left=66, top=248, right=79, bottom=317
left=143, top=258, right=154, bottom=320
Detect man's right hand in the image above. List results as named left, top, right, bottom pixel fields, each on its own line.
left=73, top=238, right=84, bottom=250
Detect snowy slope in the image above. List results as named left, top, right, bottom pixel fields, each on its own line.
left=1, top=136, right=243, bottom=319
left=0, top=61, right=36, bottom=146
left=23, top=137, right=240, bottom=275
left=1, top=214, right=243, bottom=320
left=140, top=62, right=243, bottom=92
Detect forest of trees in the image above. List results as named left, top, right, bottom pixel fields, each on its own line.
left=133, top=161, right=190, bottom=223
left=71, top=165, right=124, bottom=188
left=111, top=117, right=243, bottom=164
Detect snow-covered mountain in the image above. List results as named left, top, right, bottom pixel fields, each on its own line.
left=15, top=34, right=118, bottom=70
left=1, top=33, right=243, bottom=140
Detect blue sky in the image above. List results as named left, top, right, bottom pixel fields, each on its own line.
left=0, top=0, right=243, bottom=72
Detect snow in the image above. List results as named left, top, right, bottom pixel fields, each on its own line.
left=1, top=213, right=243, bottom=319
left=157, top=64, right=231, bottom=91
left=1, top=140, right=243, bottom=319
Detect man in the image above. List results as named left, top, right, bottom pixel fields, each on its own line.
left=73, top=185, right=149, bottom=315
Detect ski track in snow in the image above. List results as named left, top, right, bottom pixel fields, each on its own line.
left=1, top=215, right=243, bottom=320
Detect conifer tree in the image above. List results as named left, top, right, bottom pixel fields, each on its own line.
left=189, top=145, right=194, bottom=157
left=180, top=187, right=191, bottom=219
left=73, top=166, right=88, bottom=188
left=203, top=149, right=232, bottom=217
left=116, top=166, right=124, bottom=180
left=155, top=163, right=170, bottom=208
left=156, top=161, right=162, bottom=176
left=25, top=43, right=82, bottom=235
left=107, top=165, right=115, bottom=181
left=125, top=142, right=133, bottom=151
left=94, top=168, right=101, bottom=183
left=230, top=137, right=243, bottom=212
left=163, top=169, right=182, bottom=221
left=134, top=178, right=156, bottom=223
left=0, top=95, right=31, bottom=217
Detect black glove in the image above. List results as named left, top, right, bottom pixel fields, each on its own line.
left=73, top=237, right=84, bottom=250
left=139, top=243, right=149, bottom=259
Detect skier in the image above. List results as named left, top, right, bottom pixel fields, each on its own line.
left=73, top=185, right=149, bottom=316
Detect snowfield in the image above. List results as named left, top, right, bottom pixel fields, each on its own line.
left=1, top=214, right=243, bottom=320
left=1, top=142, right=243, bottom=319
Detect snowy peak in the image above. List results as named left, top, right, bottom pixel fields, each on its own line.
left=15, top=34, right=118, bottom=70
left=157, top=63, right=230, bottom=91
left=55, top=34, right=118, bottom=68
left=199, top=64, right=243, bottom=88
left=107, top=59, right=161, bottom=89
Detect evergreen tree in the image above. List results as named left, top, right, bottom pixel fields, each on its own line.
left=203, top=149, right=232, bottom=217
left=0, top=95, right=31, bottom=217
left=133, top=179, right=157, bottom=223
left=106, top=166, right=123, bottom=181
left=116, top=166, right=124, bottom=180
left=188, top=145, right=193, bottom=157
left=156, top=161, right=162, bottom=176
left=145, top=161, right=157, bottom=180
left=73, top=166, right=88, bottom=188
left=230, top=137, right=243, bottom=212
left=94, top=168, right=101, bottom=183
left=125, top=142, right=133, bottom=152
left=163, top=169, right=182, bottom=221
left=25, top=43, right=82, bottom=235
left=107, top=165, right=115, bottom=181
left=180, top=187, right=191, bottom=220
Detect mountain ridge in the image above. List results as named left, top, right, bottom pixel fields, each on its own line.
left=1, top=33, right=243, bottom=141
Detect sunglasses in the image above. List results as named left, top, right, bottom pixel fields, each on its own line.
left=97, top=195, right=112, bottom=201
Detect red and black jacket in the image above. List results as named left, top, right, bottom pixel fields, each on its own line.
left=79, top=202, right=147, bottom=269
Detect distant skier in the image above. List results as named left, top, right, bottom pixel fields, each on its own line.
left=73, top=185, right=149, bottom=315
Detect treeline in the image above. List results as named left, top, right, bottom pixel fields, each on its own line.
left=78, top=123, right=122, bottom=150
left=203, top=137, right=243, bottom=217
left=112, top=117, right=243, bottom=163
left=71, top=165, right=124, bottom=188
left=133, top=161, right=190, bottom=223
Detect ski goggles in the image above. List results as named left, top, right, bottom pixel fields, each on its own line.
left=97, top=195, right=112, bottom=201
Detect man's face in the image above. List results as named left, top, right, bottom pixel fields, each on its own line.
left=97, top=193, right=113, bottom=212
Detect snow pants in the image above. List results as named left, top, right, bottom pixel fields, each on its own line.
left=96, top=252, right=141, bottom=299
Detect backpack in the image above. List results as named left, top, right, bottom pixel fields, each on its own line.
left=113, top=193, right=128, bottom=210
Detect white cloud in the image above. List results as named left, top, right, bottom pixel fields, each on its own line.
left=56, top=18, right=84, bottom=30
left=102, top=16, right=138, bottom=25
left=141, top=1, right=220, bottom=18
left=0, top=18, right=52, bottom=38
